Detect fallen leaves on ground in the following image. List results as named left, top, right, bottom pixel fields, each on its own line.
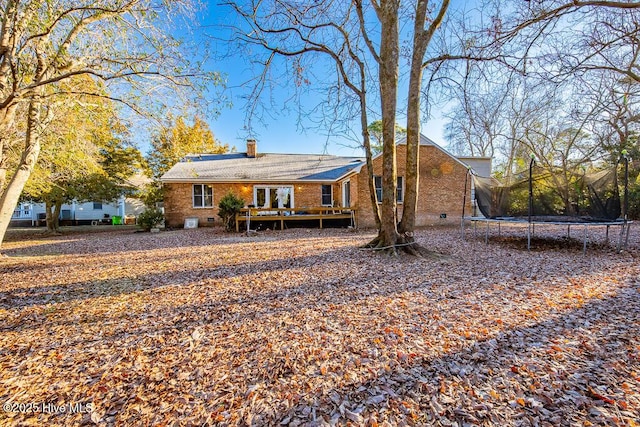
left=0, top=224, right=638, bottom=426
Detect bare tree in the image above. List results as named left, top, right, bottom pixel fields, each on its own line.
left=586, top=74, right=640, bottom=161
left=397, top=0, right=450, bottom=238
left=444, top=60, right=515, bottom=159
left=224, top=0, right=475, bottom=252
left=223, top=0, right=640, bottom=252
left=519, top=84, right=609, bottom=213
left=222, top=1, right=382, bottom=230
left=490, top=0, right=640, bottom=81
left=442, top=1, right=640, bottom=167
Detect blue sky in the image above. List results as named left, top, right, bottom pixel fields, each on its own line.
left=195, top=4, right=451, bottom=157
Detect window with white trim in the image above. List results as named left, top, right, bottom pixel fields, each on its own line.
left=373, top=176, right=404, bottom=203
left=193, top=184, right=213, bottom=208
left=321, top=185, right=333, bottom=206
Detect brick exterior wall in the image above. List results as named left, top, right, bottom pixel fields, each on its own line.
left=163, top=183, right=245, bottom=228
left=354, top=144, right=472, bottom=228
left=163, top=182, right=342, bottom=228
left=162, top=144, right=474, bottom=229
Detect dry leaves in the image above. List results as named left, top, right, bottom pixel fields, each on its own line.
left=0, top=224, right=638, bottom=426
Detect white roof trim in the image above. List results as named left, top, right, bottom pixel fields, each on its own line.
left=162, top=178, right=352, bottom=184
left=334, top=170, right=360, bottom=182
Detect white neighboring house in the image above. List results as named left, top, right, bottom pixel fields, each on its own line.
left=10, top=174, right=150, bottom=227
left=12, top=198, right=125, bottom=227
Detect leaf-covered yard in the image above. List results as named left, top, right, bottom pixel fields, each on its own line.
left=0, top=225, right=638, bottom=426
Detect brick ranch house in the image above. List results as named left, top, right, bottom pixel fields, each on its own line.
left=160, top=136, right=491, bottom=229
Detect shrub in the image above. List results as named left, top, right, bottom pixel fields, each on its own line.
left=137, top=208, right=164, bottom=231
left=218, top=192, right=245, bottom=231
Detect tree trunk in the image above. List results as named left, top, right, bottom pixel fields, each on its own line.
left=1, top=0, right=22, bottom=192
left=398, top=0, right=428, bottom=236
left=0, top=104, right=18, bottom=192
left=45, top=200, right=54, bottom=232
left=371, top=0, right=401, bottom=251
left=399, top=0, right=449, bottom=240
left=0, top=96, right=42, bottom=249
left=45, top=199, right=62, bottom=233
left=0, top=138, right=6, bottom=193
left=359, top=94, right=382, bottom=230
left=398, top=89, right=421, bottom=236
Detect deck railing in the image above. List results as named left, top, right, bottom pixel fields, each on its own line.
left=235, top=207, right=356, bottom=232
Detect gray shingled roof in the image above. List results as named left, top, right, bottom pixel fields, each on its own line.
left=160, top=153, right=365, bottom=182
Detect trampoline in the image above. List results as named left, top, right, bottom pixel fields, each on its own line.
left=461, top=155, right=633, bottom=253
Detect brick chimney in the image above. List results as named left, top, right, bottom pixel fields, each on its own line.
left=246, top=139, right=257, bottom=158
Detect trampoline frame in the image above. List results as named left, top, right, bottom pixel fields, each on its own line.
left=461, top=154, right=633, bottom=254
left=462, top=216, right=632, bottom=254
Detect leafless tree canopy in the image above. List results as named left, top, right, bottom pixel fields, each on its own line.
left=443, top=1, right=640, bottom=180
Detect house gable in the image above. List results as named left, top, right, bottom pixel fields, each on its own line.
left=352, top=134, right=482, bottom=227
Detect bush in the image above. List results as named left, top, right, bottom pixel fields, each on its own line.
left=137, top=208, right=164, bottom=231
left=218, top=192, right=245, bottom=231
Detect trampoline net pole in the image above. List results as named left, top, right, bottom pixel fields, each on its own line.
left=623, top=152, right=629, bottom=222
left=528, top=156, right=535, bottom=223
left=527, top=156, right=535, bottom=251
left=618, top=152, right=630, bottom=252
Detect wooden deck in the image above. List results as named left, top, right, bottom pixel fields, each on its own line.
left=235, top=207, right=356, bottom=232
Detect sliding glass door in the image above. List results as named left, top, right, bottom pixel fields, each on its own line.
left=254, top=186, right=294, bottom=209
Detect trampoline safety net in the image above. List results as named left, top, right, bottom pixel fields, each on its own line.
left=473, top=166, right=621, bottom=221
